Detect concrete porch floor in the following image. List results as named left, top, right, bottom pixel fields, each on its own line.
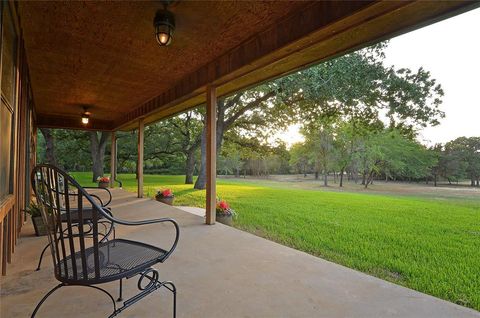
left=1, top=189, right=479, bottom=318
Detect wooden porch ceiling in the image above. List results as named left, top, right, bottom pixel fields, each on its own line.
left=19, top=1, right=477, bottom=131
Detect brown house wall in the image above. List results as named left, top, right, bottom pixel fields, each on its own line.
left=0, top=1, right=35, bottom=276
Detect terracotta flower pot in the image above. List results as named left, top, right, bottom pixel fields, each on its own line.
left=98, top=182, right=109, bottom=188
left=216, top=214, right=233, bottom=226
left=156, top=197, right=174, bottom=206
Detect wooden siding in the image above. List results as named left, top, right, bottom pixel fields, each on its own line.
left=0, top=2, right=35, bottom=276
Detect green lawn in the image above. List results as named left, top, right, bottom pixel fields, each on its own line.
left=72, top=172, right=480, bottom=310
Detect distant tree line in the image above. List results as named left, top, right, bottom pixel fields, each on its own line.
left=35, top=41, right=480, bottom=188
left=289, top=130, right=480, bottom=187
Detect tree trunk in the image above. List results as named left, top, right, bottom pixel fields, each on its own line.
left=40, top=128, right=57, bottom=166
left=434, top=174, right=437, bottom=187
left=89, top=132, right=109, bottom=182
left=365, top=169, right=375, bottom=189
left=194, top=126, right=207, bottom=189
left=135, top=161, right=138, bottom=180
left=185, top=148, right=196, bottom=184
left=361, top=170, right=367, bottom=185
left=339, top=168, right=344, bottom=187
left=315, top=171, right=319, bottom=180
left=323, top=171, right=328, bottom=186
left=194, top=114, right=226, bottom=189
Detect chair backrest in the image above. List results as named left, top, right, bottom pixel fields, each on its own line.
left=31, top=164, right=110, bottom=283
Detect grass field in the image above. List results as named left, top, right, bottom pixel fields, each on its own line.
left=72, top=172, right=480, bottom=310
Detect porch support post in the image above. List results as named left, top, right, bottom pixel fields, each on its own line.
left=110, top=132, right=116, bottom=188
left=205, top=85, right=217, bottom=225
left=137, top=119, right=144, bottom=198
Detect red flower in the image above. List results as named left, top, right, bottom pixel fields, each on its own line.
left=162, top=189, right=173, bottom=197
left=218, top=200, right=229, bottom=210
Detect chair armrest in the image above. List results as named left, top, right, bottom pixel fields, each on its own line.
left=97, top=208, right=180, bottom=262
left=83, top=187, right=112, bottom=207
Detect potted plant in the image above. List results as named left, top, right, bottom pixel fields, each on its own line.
left=23, top=201, right=49, bottom=236
left=97, top=176, right=110, bottom=188
left=216, top=199, right=237, bottom=226
left=155, top=189, right=175, bottom=205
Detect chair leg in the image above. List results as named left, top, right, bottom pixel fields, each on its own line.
left=31, top=284, right=64, bottom=318
left=117, top=279, right=123, bottom=302
left=163, top=282, right=177, bottom=318
left=173, top=288, right=176, bottom=318
left=36, top=244, right=50, bottom=271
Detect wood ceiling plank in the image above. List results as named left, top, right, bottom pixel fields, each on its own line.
left=18, top=1, right=308, bottom=128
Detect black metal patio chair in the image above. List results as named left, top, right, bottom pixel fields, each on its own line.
left=31, top=164, right=179, bottom=318
left=34, top=183, right=115, bottom=271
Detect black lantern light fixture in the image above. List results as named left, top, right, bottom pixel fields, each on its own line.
left=154, top=2, right=175, bottom=46
left=81, top=107, right=90, bottom=125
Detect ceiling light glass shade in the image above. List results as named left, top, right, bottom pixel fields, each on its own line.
left=81, top=113, right=89, bottom=124
left=154, top=9, right=175, bottom=46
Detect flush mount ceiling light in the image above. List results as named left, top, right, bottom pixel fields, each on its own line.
left=81, top=107, right=90, bottom=125
left=154, top=1, right=175, bottom=46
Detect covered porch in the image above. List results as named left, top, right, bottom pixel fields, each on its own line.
left=2, top=189, right=479, bottom=317
left=1, top=1, right=480, bottom=317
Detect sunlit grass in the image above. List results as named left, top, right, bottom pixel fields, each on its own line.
left=72, top=172, right=480, bottom=310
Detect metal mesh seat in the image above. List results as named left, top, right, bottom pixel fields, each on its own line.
left=60, top=239, right=167, bottom=284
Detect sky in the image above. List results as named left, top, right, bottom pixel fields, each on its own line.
left=276, top=8, right=480, bottom=148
